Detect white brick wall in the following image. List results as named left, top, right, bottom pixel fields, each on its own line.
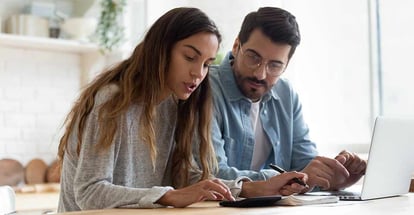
left=0, top=46, right=81, bottom=166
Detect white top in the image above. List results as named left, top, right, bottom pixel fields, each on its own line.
left=250, top=101, right=271, bottom=171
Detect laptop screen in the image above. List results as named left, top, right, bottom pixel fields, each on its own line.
left=360, top=116, right=414, bottom=200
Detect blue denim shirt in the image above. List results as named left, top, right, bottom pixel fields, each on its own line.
left=210, top=52, right=318, bottom=181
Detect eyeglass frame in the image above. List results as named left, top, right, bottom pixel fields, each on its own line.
left=238, top=44, right=286, bottom=77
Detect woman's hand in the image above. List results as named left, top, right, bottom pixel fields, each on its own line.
left=156, top=179, right=235, bottom=208
left=240, top=171, right=308, bottom=197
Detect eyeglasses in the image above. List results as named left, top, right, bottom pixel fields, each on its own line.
left=238, top=44, right=285, bottom=77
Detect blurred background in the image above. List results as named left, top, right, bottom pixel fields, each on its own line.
left=0, top=0, right=413, bottom=179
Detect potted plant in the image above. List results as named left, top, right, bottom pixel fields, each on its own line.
left=95, top=0, right=126, bottom=53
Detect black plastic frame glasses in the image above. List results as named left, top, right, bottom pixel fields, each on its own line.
left=239, top=44, right=285, bottom=77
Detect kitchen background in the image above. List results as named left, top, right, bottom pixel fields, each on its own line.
left=0, top=0, right=112, bottom=167
left=1, top=0, right=414, bottom=174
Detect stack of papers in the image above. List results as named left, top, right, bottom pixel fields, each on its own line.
left=277, top=194, right=339, bottom=206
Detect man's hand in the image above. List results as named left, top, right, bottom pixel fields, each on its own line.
left=301, top=151, right=366, bottom=191
left=241, top=171, right=308, bottom=197
left=333, top=150, right=367, bottom=189
left=301, top=156, right=349, bottom=191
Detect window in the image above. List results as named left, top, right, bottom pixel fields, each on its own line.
left=282, top=0, right=373, bottom=154
left=380, top=0, right=414, bottom=116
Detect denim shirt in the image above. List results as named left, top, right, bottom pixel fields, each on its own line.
left=210, top=52, right=318, bottom=181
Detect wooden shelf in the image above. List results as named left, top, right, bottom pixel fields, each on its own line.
left=0, top=33, right=100, bottom=54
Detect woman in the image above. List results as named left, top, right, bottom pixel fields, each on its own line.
left=57, top=7, right=307, bottom=212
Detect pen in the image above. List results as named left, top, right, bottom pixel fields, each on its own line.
left=269, top=164, right=309, bottom=188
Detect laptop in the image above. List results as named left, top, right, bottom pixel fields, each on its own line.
left=310, top=116, right=414, bottom=200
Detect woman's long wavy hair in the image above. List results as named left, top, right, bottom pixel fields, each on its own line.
left=57, top=7, right=222, bottom=188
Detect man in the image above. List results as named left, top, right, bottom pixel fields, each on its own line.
left=209, top=7, right=366, bottom=191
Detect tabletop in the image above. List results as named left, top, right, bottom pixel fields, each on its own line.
left=52, top=193, right=414, bottom=215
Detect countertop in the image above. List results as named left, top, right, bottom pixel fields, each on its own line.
left=15, top=191, right=59, bottom=215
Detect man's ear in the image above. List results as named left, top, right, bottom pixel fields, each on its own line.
left=231, top=38, right=241, bottom=56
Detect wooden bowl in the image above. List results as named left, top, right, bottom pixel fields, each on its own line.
left=25, top=159, right=47, bottom=184
left=0, top=158, right=24, bottom=186
left=46, top=160, right=61, bottom=183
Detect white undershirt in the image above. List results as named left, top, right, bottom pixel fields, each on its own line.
left=250, top=101, right=272, bottom=171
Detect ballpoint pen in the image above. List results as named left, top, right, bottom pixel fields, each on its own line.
left=269, top=163, right=309, bottom=188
